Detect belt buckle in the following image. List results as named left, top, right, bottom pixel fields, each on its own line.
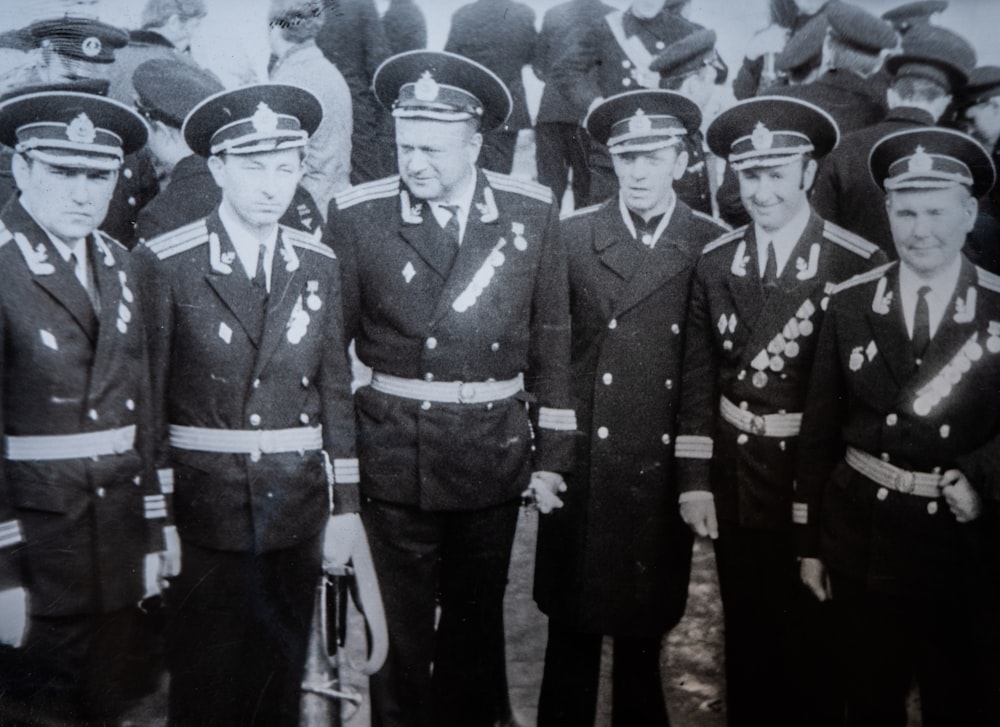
left=458, top=382, right=477, bottom=404
left=750, top=415, right=767, bottom=436
left=892, top=469, right=916, bottom=495
left=112, top=428, right=131, bottom=455
left=257, top=430, right=278, bottom=454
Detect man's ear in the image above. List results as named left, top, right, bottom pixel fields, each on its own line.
left=10, top=153, right=29, bottom=191
left=672, top=149, right=690, bottom=181
left=206, top=154, right=226, bottom=189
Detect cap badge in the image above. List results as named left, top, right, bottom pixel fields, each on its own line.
left=750, top=122, right=774, bottom=151
left=251, top=102, right=280, bottom=133
left=908, top=145, right=934, bottom=174
left=66, top=113, right=96, bottom=144
left=81, top=36, right=102, bottom=58
left=414, top=71, right=440, bottom=102
left=628, top=109, right=653, bottom=135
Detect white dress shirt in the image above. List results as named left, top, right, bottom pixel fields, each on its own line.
left=219, top=201, right=278, bottom=293
left=428, top=167, right=478, bottom=246
left=618, top=190, right=677, bottom=249
left=754, top=202, right=812, bottom=279
left=898, top=255, right=962, bottom=340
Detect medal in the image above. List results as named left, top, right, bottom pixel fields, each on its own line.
left=512, top=222, right=528, bottom=251
left=306, top=280, right=322, bottom=311
left=769, top=355, right=784, bottom=372
left=752, top=371, right=768, bottom=388
left=966, top=340, right=984, bottom=361
left=767, top=334, right=786, bottom=355
left=913, top=397, right=932, bottom=417
left=989, top=336, right=1000, bottom=354
left=799, top=319, right=814, bottom=337
left=849, top=348, right=864, bottom=372
left=784, top=341, right=800, bottom=359
left=118, top=303, right=131, bottom=323
left=117, top=319, right=128, bottom=334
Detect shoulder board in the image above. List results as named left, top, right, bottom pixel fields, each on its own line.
left=976, top=266, right=1000, bottom=294
left=690, top=208, right=732, bottom=234
left=334, top=176, right=400, bottom=210
left=822, top=222, right=881, bottom=259
left=144, top=219, right=208, bottom=260
left=95, top=229, right=127, bottom=253
left=483, top=170, right=553, bottom=204
left=830, top=262, right=894, bottom=295
left=281, top=226, right=337, bottom=260
left=701, top=226, right=746, bottom=255
left=560, top=203, right=601, bottom=221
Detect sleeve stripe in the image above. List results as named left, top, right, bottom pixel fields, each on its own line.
left=157, top=468, right=174, bottom=494
left=538, top=407, right=577, bottom=431
left=333, top=458, right=360, bottom=484
left=0, top=520, right=23, bottom=548
left=792, top=503, right=809, bottom=525
left=144, top=508, right=168, bottom=520
left=675, top=435, right=714, bottom=459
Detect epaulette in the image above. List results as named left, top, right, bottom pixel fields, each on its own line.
left=483, top=170, right=553, bottom=204
left=690, top=208, right=732, bottom=233
left=144, top=219, right=208, bottom=260
left=976, top=266, right=1000, bottom=294
left=822, top=221, right=881, bottom=259
left=95, top=228, right=127, bottom=253
left=334, top=176, right=400, bottom=210
left=560, top=203, right=601, bottom=221
left=281, top=226, right=337, bottom=260
left=830, top=262, right=894, bottom=295
left=701, top=226, right=746, bottom=255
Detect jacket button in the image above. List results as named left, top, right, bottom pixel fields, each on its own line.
left=491, top=342, right=500, bottom=352
left=885, top=413, right=897, bottom=426
left=249, top=413, right=261, bottom=426
left=608, top=319, right=617, bottom=330
left=252, top=379, right=261, bottom=389
left=301, top=376, right=309, bottom=387
left=880, top=452, right=890, bottom=462
left=88, top=409, right=99, bottom=421
left=299, top=413, right=309, bottom=424
left=622, top=77, right=632, bottom=87
left=424, top=372, right=434, bottom=382
left=597, top=426, right=609, bottom=439
left=426, top=337, right=437, bottom=350
left=939, top=424, right=950, bottom=438
left=602, top=373, right=613, bottom=385
left=421, top=401, right=432, bottom=411
left=779, top=440, right=787, bottom=451
left=127, top=196, right=136, bottom=206
left=877, top=487, right=889, bottom=501
left=123, top=167, right=133, bottom=179
left=927, top=501, right=938, bottom=515
left=739, top=401, right=748, bottom=410
left=95, top=487, right=106, bottom=498
left=737, top=370, right=746, bottom=381
left=737, top=433, right=749, bottom=445
left=664, top=379, right=673, bottom=389
left=671, top=323, right=680, bottom=334
left=661, top=434, right=671, bottom=445
left=125, top=399, right=135, bottom=411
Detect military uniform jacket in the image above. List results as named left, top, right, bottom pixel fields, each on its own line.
left=328, top=170, right=575, bottom=511
left=773, top=69, right=887, bottom=136
left=136, top=154, right=322, bottom=244
left=794, top=259, right=1000, bottom=593
left=810, top=106, right=935, bottom=254
left=0, top=200, right=166, bottom=617
left=534, top=196, right=727, bottom=636
left=134, top=212, right=359, bottom=554
left=676, top=211, right=886, bottom=530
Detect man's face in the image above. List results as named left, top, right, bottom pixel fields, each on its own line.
left=396, top=118, right=480, bottom=203
left=12, top=155, right=117, bottom=242
left=887, top=186, right=977, bottom=278
left=964, top=97, right=1000, bottom=147
left=737, top=157, right=816, bottom=233
left=612, top=144, right=686, bottom=218
left=208, top=147, right=302, bottom=231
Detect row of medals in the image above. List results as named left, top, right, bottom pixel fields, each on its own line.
left=912, top=328, right=998, bottom=417
left=748, top=299, right=817, bottom=389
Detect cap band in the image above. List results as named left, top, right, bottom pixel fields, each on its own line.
left=729, top=123, right=814, bottom=169
left=15, top=116, right=124, bottom=169
left=884, top=145, right=974, bottom=191
left=607, top=111, right=687, bottom=153
left=393, top=73, right=484, bottom=122
left=208, top=102, right=308, bottom=155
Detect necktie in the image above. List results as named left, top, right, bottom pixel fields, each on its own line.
left=762, top=241, right=778, bottom=295
left=440, top=204, right=461, bottom=247
left=912, top=285, right=932, bottom=361
left=252, top=243, right=268, bottom=298
left=71, top=246, right=100, bottom=313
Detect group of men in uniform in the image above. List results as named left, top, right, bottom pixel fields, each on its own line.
left=0, top=2, right=998, bottom=727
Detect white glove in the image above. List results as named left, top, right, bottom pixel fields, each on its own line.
left=323, top=512, right=364, bottom=572
left=522, top=471, right=567, bottom=515
left=160, top=525, right=182, bottom=579
left=0, top=587, right=28, bottom=647
left=143, top=552, right=162, bottom=599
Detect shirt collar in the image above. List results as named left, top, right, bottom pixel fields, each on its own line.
left=618, top=190, right=677, bottom=249
left=754, top=202, right=811, bottom=278
left=898, top=254, right=963, bottom=305
left=218, top=200, right=279, bottom=286
left=429, top=166, right=479, bottom=242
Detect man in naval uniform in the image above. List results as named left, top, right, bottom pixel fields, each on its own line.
left=533, top=89, right=728, bottom=727
left=0, top=90, right=175, bottom=723
left=133, top=84, right=362, bottom=726
left=675, top=96, right=887, bottom=727
left=795, top=127, right=999, bottom=727
left=327, top=50, right=575, bottom=727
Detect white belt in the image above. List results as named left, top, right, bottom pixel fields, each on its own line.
left=370, top=372, right=523, bottom=404
left=5, top=425, right=136, bottom=461
left=169, top=424, right=323, bottom=454
left=720, top=396, right=802, bottom=438
left=845, top=447, right=942, bottom=499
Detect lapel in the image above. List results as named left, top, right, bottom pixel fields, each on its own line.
left=253, top=227, right=303, bottom=379
left=203, top=212, right=265, bottom=347
left=594, top=198, right=646, bottom=283
left=396, top=185, right=457, bottom=279
left=863, top=263, right=917, bottom=387
left=5, top=200, right=99, bottom=341
left=725, top=224, right=766, bottom=337
left=898, top=259, right=981, bottom=401
left=88, top=234, right=129, bottom=381
left=609, top=201, right=697, bottom=317
left=431, top=171, right=505, bottom=324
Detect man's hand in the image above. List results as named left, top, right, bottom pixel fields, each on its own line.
left=143, top=552, right=162, bottom=599
left=800, top=557, right=832, bottom=602
left=0, top=587, right=27, bottom=647
left=523, top=471, right=567, bottom=515
left=680, top=497, right=719, bottom=539
left=323, top=512, right=364, bottom=571
left=940, top=469, right=983, bottom=523
left=745, top=25, right=791, bottom=60
left=159, top=525, right=182, bottom=579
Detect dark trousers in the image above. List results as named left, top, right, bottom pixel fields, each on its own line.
left=166, top=534, right=321, bottom=727
left=363, top=496, right=520, bottom=727
left=714, top=523, right=843, bottom=727
left=535, top=122, right=591, bottom=209
left=537, top=618, right=669, bottom=727
left=829, top=568, right=993, bottom=727
left=0, top=606, right=144, bottom=724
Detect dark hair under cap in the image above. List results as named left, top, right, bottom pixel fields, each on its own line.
left=133, top=58, right=223, bottom=129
